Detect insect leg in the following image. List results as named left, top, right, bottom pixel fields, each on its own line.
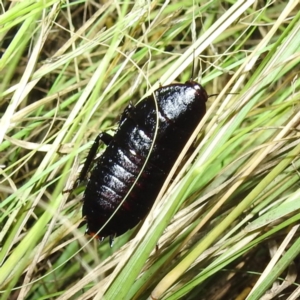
left=109, top=234, right=115, bottom=247
left=76, top=132, right=113, bottom=185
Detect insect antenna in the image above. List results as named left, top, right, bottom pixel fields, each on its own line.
left=190, top=49, right=196, bottom=81
left=208, top=92, right=239, bottom=98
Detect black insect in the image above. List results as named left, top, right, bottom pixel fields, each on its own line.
left=78, top=80, right=208, bottom=246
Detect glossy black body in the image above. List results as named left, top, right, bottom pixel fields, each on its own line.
left=81, top=81, right=208, bottom=243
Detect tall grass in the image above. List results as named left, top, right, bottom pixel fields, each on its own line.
left=0, top=0, right=300, bottom=299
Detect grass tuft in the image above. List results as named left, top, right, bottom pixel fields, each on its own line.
left=1, top=1, right=300, bottom=299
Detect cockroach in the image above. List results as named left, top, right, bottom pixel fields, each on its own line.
left=78, top=80, right=208, bottom=246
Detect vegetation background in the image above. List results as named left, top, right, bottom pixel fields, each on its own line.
left=0, top=0, right=300, bottom=299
